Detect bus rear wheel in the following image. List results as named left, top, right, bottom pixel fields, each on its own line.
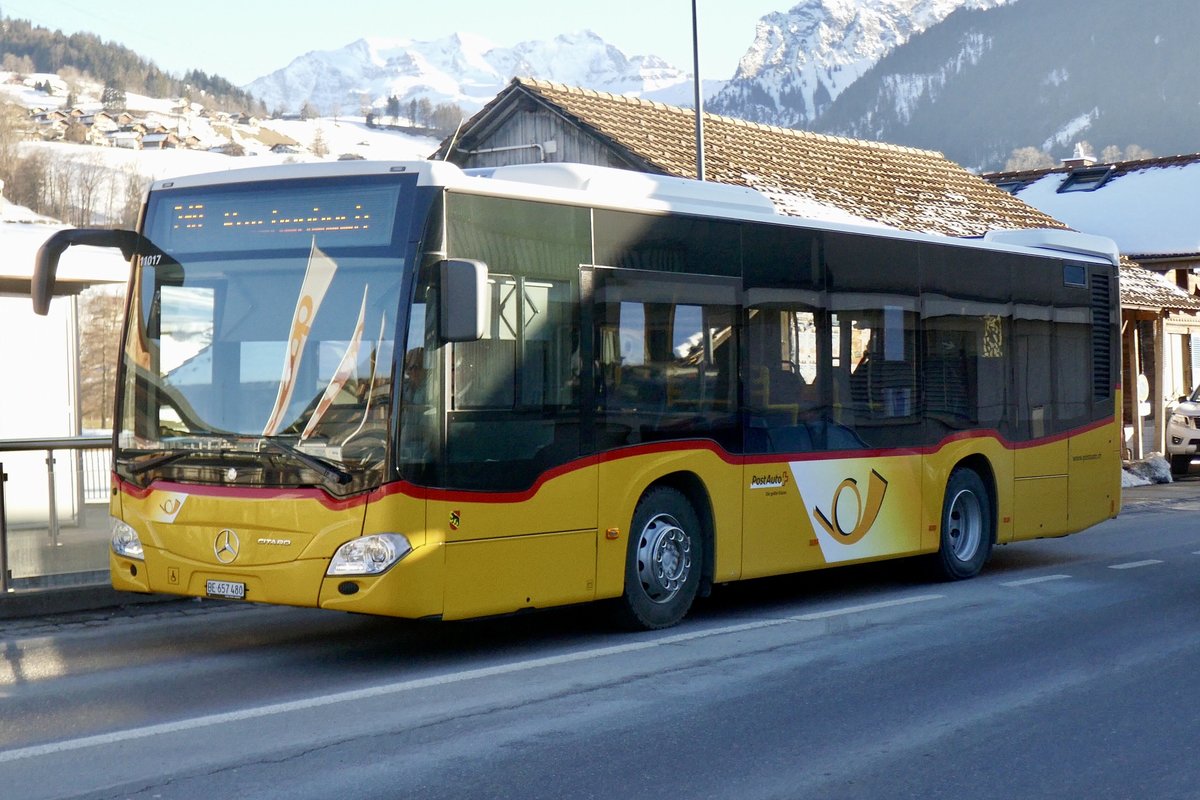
left=930, top=468, right=993, bottom=580
left=614, top=487, right=703, bottom=630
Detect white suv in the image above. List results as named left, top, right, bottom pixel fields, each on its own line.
left=1168, top=387, right=1200, bottom=474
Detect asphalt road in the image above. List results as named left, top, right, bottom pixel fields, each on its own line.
left=2, top=489, right=1199, bottom=800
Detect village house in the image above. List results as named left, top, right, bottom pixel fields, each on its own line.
left=434, top=78, right=1199, bottom=460
left=985, top=152, right=1200, bottom=458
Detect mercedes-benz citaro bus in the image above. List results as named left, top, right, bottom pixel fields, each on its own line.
left=32, top=160, right=1122, bottom=630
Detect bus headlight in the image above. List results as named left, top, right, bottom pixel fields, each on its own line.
left=327, top=533, right=412, bottom=576
left=111, top=519, right=144, bottom=560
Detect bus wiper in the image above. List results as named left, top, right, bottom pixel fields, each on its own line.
left=258, top=438, right=353, bottom=485
left=127, top=449, right=202, bottom=474
left=125, top=441, right=233, bottom=474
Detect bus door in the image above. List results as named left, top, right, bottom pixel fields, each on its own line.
left=592, top=267, right=742, bottom=596
left=429, top=267, right=597, bottom=619
left=413, top=194, right=597, bottom=620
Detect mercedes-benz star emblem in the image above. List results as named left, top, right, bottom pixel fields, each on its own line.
left=214, top=529, right=240, bottom=564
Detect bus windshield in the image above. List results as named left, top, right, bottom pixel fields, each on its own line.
left=115, top=174, right=418, bottom=494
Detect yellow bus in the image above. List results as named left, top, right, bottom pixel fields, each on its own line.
left=33, top=160, right=1122, bottom=629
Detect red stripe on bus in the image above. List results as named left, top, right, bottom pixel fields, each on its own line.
left=113, top=415, right=1114, bottom=507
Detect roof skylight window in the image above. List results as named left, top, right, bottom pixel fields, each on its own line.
left=1057, top=165, right=1115, bottom=193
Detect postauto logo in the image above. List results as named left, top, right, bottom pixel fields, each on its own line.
left=750, top=472, right=790, bottom=490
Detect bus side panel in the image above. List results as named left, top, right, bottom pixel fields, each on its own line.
left=1068, top=417, right=1122, bottom=530
left=1012, top=439, right=1071, bottom=540
left=431, top=464, right=598, bottom=543
left=442, top=530, right=596, bottom=620
left=1012, top=476, right=1070, bottom=540
left=1014, top=438, right=1068, bottom=478
left=595, top=447, right=742, bottom=601
left=742, top=453, right=926, bottom=578
left=741, top=457, right=819, bottom=579
left=429, top=463, right=599, bottom=618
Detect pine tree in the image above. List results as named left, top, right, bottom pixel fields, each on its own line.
left=101, top=83, right=126, bottom=112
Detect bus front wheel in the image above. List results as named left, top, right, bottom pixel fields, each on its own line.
left=614, top=487, right=703, bottom=630
left=930, top=468, right=993, bottom=580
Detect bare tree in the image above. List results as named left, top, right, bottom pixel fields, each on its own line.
left=4, top=148, right=49, bottom=214
left=117, top=165, right=150, bottom=228
left=311, top=126, right=329, bottom=158
left=78, top=286, right=128, bottom=430
left=1094, top=144, right=1153, bottom=165
left=1003, top=146, right=1055, bottom=172
left=71, top=155, right=109, bottom=226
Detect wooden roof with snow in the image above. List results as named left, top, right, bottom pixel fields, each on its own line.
left=435, top=78, right=1200, bottom=313
left=435, top=77, right=1062, bottom=237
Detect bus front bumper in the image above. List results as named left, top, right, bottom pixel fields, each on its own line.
left=110, top=541, right=445, bottom=619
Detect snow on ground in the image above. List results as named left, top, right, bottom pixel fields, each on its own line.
left=258, top=116, right=440, bottom=161
left=0, top=116, right=440, bottom=282
left=1, top=71, right=440, bottom=182
left=1123, top=453, right=1173, bottom=486
left=18, top=119, right=439, bottom=185
left=0, top=71, right=440, bottom=283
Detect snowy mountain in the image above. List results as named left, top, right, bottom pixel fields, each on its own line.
left=245, top=31, right=700, bottom=116
left=811, top=0, right=1200, bottom=172
left=707, top=0, right=1009, bottom=127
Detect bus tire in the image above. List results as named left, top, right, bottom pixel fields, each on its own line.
left=614, top=487, right=703, bottom=630
left=930, top=468, right=993, bottom=580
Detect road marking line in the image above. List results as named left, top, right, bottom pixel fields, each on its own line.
left=789, top=594, right=944, bottom=622
left=0, top=593, right=943, bottom=764
left=1108, top=559, right=1164, bottom=570
left=1001, top=574, right=1072, bottom=587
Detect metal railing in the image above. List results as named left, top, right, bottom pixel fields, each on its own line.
left=0, top=436, right=112, bottom=593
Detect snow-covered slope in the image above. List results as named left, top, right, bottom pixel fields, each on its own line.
left=245, top=30, right=698, bottom=115
left=0, top=72, right=440, bottom=230
left=708, top=0, right=1009, bottom=127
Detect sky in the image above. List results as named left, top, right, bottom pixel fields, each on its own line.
left=1, top=0, right=790, bottom=87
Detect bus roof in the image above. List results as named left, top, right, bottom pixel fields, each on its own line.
left=149, top=160, right=1118, bottom=267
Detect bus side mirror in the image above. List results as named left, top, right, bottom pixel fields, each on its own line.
left=33, top=228, right=141, bottom=315
left=439, top=258, right=488, bottom=342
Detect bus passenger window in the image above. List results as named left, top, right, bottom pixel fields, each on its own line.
left=597, top=273, right=738, bottom=449
left=745, top=306, right=826, bottom=454
left=831, top=307, right=917, bottom=447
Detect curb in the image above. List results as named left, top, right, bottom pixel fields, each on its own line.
left=0, top=585, right=181, bottom=622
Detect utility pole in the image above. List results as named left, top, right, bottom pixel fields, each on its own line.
left=692, top=0, right=705, bottom=181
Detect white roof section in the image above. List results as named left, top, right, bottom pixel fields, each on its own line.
left=1007, top=158, right=1200, bottom=258
left=983, top=228, right=1121, bottom=267
left=467, top=163, right=779, bottom=218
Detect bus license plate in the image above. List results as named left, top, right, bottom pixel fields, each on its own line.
left=206, top=580, right=246, bottom=599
